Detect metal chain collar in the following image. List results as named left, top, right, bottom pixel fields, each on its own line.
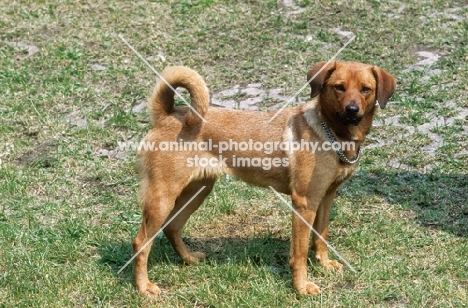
left=320, top=122, right=361, bottom=164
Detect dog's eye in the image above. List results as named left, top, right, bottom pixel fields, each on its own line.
left=334, top=84, right=345, bottom=92
left=361, top=87, right=371, bottom=94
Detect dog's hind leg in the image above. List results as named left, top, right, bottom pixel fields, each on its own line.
left=133, top=184, right=180, bottom=296
left=163, top=177, right=216, bottom=264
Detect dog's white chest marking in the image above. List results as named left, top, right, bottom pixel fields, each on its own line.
left=335, top=168, right=350, bottom=184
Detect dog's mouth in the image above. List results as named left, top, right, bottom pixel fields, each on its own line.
left=337, top=113, right=362, bottom=126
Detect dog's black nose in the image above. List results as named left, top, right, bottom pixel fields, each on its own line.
left=345, top=104, right=359, bottom=115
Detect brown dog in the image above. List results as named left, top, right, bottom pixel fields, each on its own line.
left=132, top=61, right=396, bottom=296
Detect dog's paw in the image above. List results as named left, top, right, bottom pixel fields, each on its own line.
left=183, top=251, right=206, bottom=264
left=137, top=282, right=161, bottom=297
left=191, top=251, right=206, bottom=261
left=320, top=259, right=343, bottom=271
left=297, top=281, right=321, bottom=295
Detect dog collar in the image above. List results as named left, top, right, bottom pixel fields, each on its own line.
left=320, top=122, right=361, bottom=164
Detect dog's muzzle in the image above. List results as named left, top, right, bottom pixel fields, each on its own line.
left=338, top=104, right=362, bottom=126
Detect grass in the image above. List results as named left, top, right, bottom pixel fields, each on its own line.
left=1, top=0, right=467, bottom=307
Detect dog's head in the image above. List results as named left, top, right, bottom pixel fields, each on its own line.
left=307, top=61, right=396, bottom=126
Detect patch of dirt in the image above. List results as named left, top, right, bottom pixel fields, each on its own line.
left=16, top=140, right=58, bottom=167
left=6, top=41, right=39, bottom=60
left=210, top=83, right=301, bottom=111
left=97, top=146, right=132, bottom=161
left=81, top=175, right=108, bottom=191
left=402, top=50, right=441, bottom=73
left=131, top=100, right=147, bottom=113
left=80, top=175, right=129, bottom=195
left=63, top=110, right=88, bottom=129
left=332, top=27, right=354, bottom=38
left=278, top=0, right=305, bottom=17
left=90, top=64, right=107, bottom=71
left=372, top=100, right=468, bottom=170
left=334, top=280, right=355, bottom=290
left=189, top=203, right=290, bottom=243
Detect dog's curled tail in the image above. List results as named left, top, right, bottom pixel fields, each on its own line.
left=149, top=66, right=209, bottom=126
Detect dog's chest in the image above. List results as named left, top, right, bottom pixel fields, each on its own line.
left=335, top=165, right=354, bottom=184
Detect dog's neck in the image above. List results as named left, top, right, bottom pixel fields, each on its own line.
left=317, top=104, right=376, bottom=162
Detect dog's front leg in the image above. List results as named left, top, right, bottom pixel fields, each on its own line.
left=313, top=187, right=343, bottom=271
left=290, top=192, right=321, bottom=295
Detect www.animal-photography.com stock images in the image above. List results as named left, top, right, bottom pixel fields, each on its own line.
left=1, top=1, right=467, bottom=307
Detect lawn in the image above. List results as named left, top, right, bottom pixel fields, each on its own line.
left=0, top=0, right=467, bottom=307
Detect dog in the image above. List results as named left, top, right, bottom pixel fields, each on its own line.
left=132, top=61, right=396, bottom=296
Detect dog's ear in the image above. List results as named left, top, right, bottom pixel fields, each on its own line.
left=307, top=61, right=337, bottom=98
left=372, top=66, right=396, bottom=109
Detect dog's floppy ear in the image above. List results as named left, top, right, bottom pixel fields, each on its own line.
left=372, top=66, right=396, bottom=109
left=307, top=61, right=337, bottom=98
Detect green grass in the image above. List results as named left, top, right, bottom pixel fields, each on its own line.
left=1, top=0, right=467, bottom=307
